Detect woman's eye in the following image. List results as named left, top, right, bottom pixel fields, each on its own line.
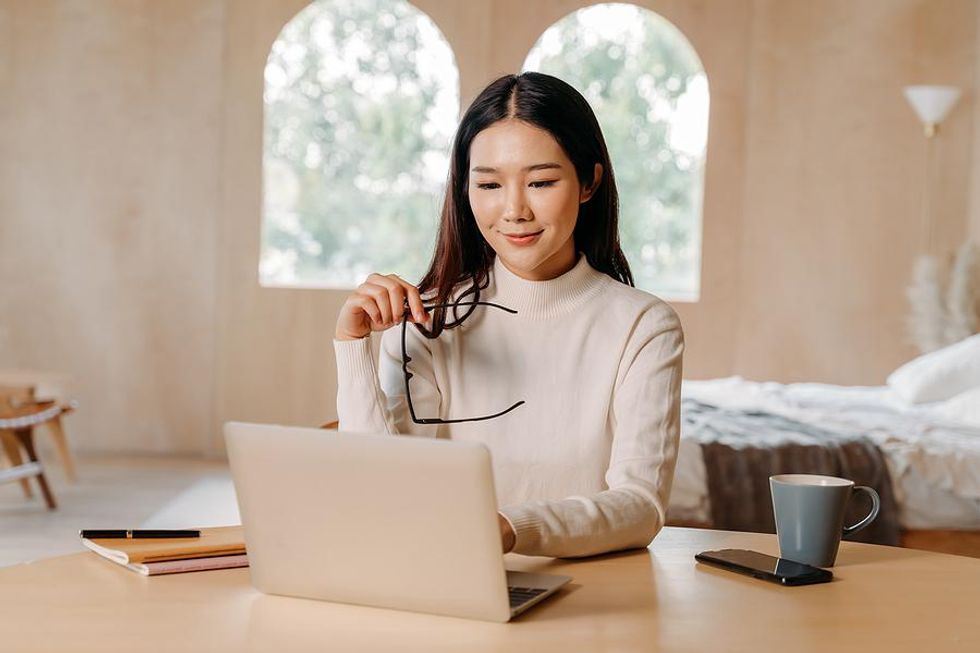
left=529, top=180, right=557, bottom=188
left=476, top=182, right=500, bottom=190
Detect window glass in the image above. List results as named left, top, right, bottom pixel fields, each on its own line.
left=262, top=0, right=459, bottom=288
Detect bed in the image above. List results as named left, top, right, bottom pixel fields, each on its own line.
left=668, top=375, right=980, bottom=556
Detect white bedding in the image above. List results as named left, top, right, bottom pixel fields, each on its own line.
left=669, top=377, right=980, bottom=530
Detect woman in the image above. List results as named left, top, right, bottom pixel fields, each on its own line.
left=334, top=72, right=683, bottom=558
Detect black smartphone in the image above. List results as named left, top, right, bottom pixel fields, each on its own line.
left=695, top=549, right=833, bottom=586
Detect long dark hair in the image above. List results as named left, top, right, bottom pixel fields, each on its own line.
left=416, top=71, right=633, bottom=337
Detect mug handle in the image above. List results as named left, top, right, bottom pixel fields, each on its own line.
left=842, top=485, right=880, bottom=536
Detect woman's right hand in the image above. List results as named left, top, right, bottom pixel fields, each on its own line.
left=335, top=273, right=430, bottom=341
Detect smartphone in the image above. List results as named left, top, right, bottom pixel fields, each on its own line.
left=695, top=549, right=833, bottom=586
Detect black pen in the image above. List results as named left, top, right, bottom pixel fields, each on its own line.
left=79, top=529, right=201, bottom=539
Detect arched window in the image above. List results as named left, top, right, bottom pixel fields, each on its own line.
left=261, top=0, right=459, bottom=288
left=524, top=3, right=708, bottom=300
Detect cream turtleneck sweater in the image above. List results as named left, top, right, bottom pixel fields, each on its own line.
left=333, top=254, right=684, bottom=558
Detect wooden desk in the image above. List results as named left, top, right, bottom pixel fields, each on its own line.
left=1, top=527, right=977, bottom=652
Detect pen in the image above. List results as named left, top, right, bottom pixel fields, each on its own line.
left=79, top=529, right=201, bottom=539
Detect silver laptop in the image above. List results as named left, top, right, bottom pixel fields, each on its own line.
left=224, top=422, right=571, bottom=622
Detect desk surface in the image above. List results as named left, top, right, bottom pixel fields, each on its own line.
left=2, top=527, right=978, bottom=652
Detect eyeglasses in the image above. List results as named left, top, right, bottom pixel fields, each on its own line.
left=401, top=301, right=526, bottom=424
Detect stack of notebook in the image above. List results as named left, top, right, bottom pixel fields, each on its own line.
left=80, top=526, right=248, bottom=576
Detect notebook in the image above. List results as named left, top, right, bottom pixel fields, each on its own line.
left=81, top=525, right=248, bottom=576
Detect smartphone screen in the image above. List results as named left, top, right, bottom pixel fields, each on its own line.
left=695, top=549, right=833, bottom=586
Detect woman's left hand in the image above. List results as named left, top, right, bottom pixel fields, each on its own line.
left=498, top=513, right=516, bottom=553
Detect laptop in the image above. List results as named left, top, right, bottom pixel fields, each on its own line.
left=224, top=422, right=571, bottom=622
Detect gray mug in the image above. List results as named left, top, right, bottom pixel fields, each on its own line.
left=770, top=474, right=880, bottom=568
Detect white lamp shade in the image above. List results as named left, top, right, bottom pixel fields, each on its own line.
left=903, top=85, right=962, bottom=126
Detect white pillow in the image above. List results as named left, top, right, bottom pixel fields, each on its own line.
left=887, top=333, right=980, bottom=404
left=932, top=386, right=980, bottom=428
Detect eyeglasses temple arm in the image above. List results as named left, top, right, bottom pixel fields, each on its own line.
left=400, top=317, right=421, bottom=424
left=417, top=301, right=518, bottom=315
left=414, top=400, right=526, bottom=425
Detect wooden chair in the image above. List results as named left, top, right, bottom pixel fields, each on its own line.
left=0, top=384, right=77, bottom=482
left=0, top=386, right=59, bottom=509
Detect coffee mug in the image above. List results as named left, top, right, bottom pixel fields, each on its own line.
left=769, top=474, right=880, bottom=567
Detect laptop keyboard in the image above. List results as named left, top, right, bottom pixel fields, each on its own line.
left=508, top=586, right=547, bottom=609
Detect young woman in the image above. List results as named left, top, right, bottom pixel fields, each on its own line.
left=334, top=72, right=684, bottom=558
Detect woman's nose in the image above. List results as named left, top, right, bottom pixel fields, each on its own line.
left=502, top=188, right=530, bottom=222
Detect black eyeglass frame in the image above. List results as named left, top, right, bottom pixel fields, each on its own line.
left=400, top=301, right=526, bottom=425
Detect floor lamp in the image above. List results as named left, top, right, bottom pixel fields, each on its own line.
left=902, top=85, right=961, bottom=254
left=902, top=86, right=962, bottom=353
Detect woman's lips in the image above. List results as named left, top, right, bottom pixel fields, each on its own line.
left=503, top=230, right=543, bottom=246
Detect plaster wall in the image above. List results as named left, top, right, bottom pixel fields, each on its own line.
left=733, top=0, right=977, bottom=383
left=0, top=0, right=223, bottom=452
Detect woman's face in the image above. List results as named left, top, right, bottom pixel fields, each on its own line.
left=467, top=119, right=601, bottom=281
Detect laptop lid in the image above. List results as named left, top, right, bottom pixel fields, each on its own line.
left=224, top=422, right=513, bottom=622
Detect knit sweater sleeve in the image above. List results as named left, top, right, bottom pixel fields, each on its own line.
left=499, top=302, right=684, bottom=558
left=333, top=325, right=441, bottom=438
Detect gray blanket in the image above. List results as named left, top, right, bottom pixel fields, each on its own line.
left=683, top=399, right=901, bottom=545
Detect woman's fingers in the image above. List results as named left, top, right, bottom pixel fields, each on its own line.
left=382, top=278, right=409, bottom=324
left=337, top=274, right=428, bottom=343
left=359, top=279, right=393, bottom=325
left=348, top=295, right=383, bottom=328
left=338, top=273, right=428, bottom=341
left=388, top=274, right=428, bottom=323
left=367, top=274, right=428, bottom=324
left=401, top=280, right=429, bottom=323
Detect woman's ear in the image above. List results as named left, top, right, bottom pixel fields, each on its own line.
left=580, top=163, right=604, bottom=203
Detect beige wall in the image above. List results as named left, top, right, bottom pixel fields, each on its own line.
left=971, top=0, right=980, bottom=242
left=1, top=0, right=977, bottom=455
left=734, top=0, right=977, bottom=383
left=1, top=1, right=224, bottom=453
